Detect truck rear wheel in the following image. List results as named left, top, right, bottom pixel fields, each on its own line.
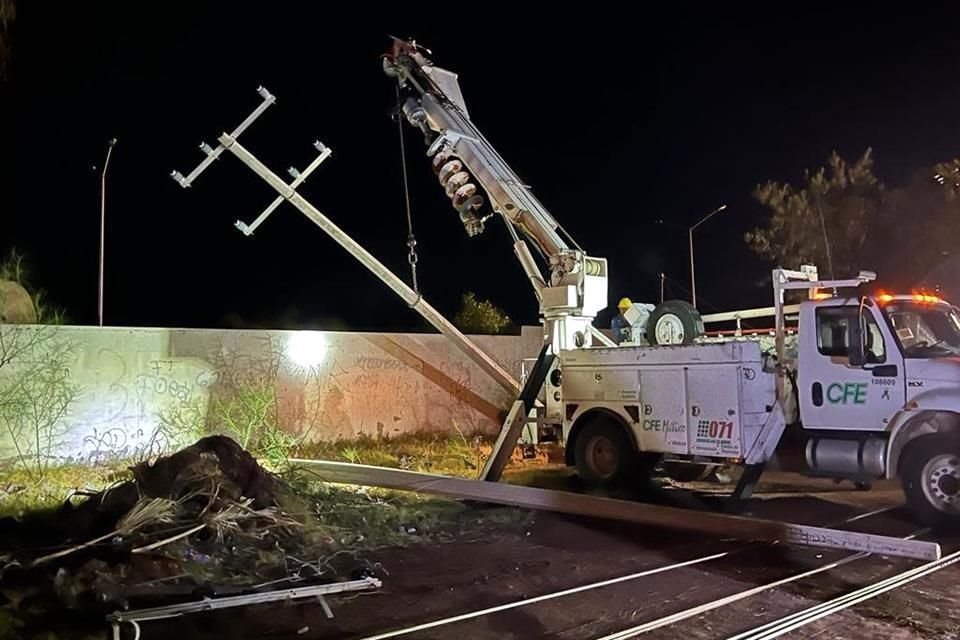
left=901, top=433, right=960, bottom=528
left=646, top=300, right=703, bottom=346
left=574, top=416, right=639, bottom=486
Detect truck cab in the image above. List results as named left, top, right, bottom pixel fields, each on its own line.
left=798, top=293, right=960, bottom=525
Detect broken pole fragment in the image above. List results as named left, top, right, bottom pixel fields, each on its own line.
left=107, top=577, right=381, bottom=638
left=291, top=461, right=942, bottom=562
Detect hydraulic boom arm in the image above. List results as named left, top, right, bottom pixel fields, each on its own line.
left=383, top=39, right=608, bottom=351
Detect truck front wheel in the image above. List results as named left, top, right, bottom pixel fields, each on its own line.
left=574, top=417, right=638, bottom=486
left=901, top=433, right=960, bottom=528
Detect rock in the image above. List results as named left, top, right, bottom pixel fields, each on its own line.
left=0, top=280, right=36, bottom=324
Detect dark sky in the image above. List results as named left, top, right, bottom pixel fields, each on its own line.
left=2, top=5, right=958, bottom=331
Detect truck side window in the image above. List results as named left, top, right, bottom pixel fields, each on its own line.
left=816, top=307, right=886, bottom=363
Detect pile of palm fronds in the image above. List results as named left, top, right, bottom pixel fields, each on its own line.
left=1, top=437, right=325, bottom=619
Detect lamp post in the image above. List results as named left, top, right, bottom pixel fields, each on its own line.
left=98, top=138, right=117, bottom=327
left=688, top=204, right=727, bottom=309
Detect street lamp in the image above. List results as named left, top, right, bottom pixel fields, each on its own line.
left=688, top=204, right=727, bottom=309
left=98, top=138, right=117, bottom=327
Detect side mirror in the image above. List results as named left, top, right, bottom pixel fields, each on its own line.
left=848, top=311, right=866, bottom=367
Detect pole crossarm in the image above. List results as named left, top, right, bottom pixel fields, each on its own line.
left=170, top=87, right=520, bottom=396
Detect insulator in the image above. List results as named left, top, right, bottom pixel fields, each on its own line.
left=437, top=159, right=463, bottom=185
left=444, top=171, right=472, bottom=197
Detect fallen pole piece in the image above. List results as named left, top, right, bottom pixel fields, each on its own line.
left=291, top=460, right=941, bottom=561
left=107, top=577, right=381, bottom=639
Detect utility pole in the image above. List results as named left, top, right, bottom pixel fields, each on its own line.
left=659, top=272, right=665, bottom=303
left=688, top=204, right=727, bottom=309
left=98, top=138, right=117, bottom=327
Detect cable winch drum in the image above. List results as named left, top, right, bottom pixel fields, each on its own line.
left=584, top=259, right=604, bottom=276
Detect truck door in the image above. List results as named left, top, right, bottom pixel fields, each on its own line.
left=799, top=303, right=905, bottom=431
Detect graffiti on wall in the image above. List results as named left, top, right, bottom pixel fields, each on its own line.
left=0, top=325, right=541, bottom=469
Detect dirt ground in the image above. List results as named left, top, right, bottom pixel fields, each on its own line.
left=137, top=468, right=960, bottom=640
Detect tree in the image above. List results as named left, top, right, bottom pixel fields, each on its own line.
left=745, top=149, right=882, bottom=279
left=453, top=292, right=513, bottom=335
left=878, top=162, right=960, bottom=293
left=934, top=160, right=960, bottom=196
left=746, top=150, right=960, bottom=292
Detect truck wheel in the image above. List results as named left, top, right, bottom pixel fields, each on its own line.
left=574, top=416, right=638, bottom=486
left=646, top=300, right=703, bottom=346
left=901, top=433, right=960, bottom=528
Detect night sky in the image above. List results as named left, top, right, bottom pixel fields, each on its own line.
left=2, top=5, right=958, bottom=332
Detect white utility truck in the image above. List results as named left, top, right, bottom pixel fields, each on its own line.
left=383, top=40, right=960, bottom=526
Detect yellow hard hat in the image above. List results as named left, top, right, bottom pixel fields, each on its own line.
left=618, top=297, right=632, bottom=310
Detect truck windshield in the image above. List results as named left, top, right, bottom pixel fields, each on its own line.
left=883, top=302, right=960, bottom=358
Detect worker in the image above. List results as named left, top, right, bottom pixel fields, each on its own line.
left=611, top=297, right=632, bottom=344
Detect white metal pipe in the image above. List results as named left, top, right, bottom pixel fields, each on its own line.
left=700, top=305, right=802, bottom=324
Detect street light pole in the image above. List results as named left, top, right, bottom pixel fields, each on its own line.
left=98, top=138, right=117, bottom=327
left=688, top=204, right=727, bottom=309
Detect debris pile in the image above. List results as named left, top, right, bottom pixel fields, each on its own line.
left=0, top=436, right=375, bottom=636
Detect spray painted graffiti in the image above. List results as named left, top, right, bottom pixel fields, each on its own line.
left=0, top=326, right=541, bottom=467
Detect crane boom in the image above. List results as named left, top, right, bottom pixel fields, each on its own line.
left=384, top=39, right=608, bottom=351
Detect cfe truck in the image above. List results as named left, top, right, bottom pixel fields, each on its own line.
left=383, top=39, right=960, bottom=526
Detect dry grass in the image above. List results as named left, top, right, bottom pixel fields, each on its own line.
left=0, top=461, right=130, bottom=518
left=294, top=430, right=493, bottom=478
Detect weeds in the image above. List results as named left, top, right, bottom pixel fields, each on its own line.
left=288, top=469, right=532, bottom=550
left=297, top=430, right=492, bottom=478
left=155, top=380, right=299, bottom=470
left=339, top=446, right=362, bottom=465
left=0, top=326, right=78, bottom=482
left=0, top=462, right=130, bottom=518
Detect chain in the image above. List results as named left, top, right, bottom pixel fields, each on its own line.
left=396, top=83, right=420, bottom=294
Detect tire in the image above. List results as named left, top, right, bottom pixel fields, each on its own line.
left=573, top=416, right=639, bottom=486
left=900, top=433, right=960, bottom=528
left=661, top=461, right=718, bottom=483
left=646, top=300, right=704, bottom=346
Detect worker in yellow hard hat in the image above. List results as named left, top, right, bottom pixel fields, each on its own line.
left=611, top=297, right=632, bottom=344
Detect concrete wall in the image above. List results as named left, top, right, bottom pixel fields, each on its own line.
left=0, top=324, right=543, bottom=467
